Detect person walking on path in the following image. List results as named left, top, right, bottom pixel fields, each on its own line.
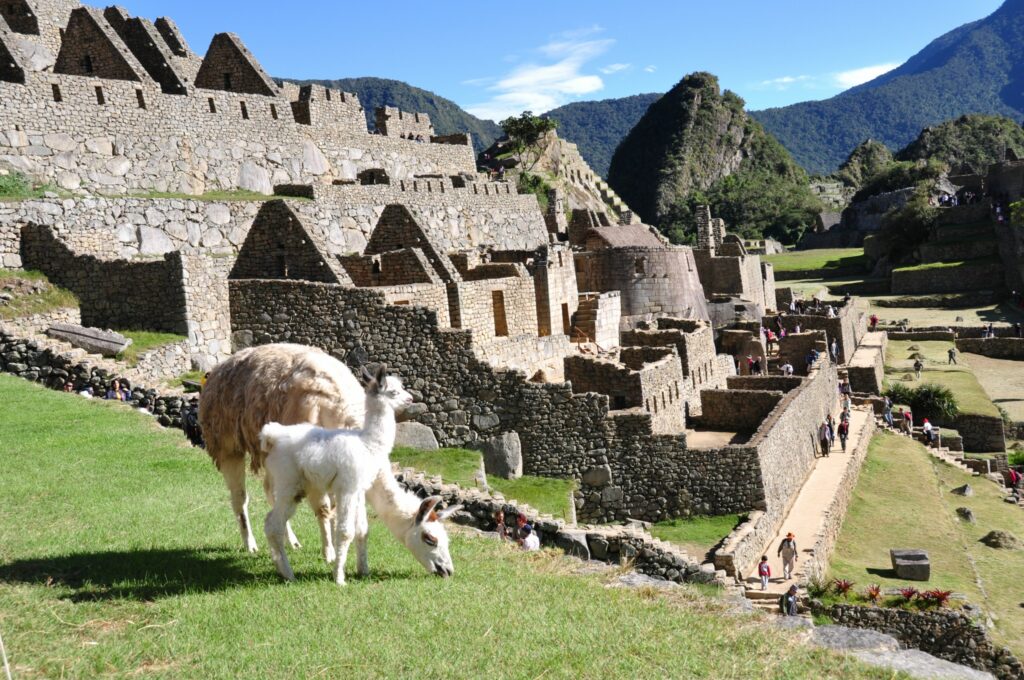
left=758, top=555, right=771, bottom=590
left=913, top=358, right=923, bottom=380
left=838, top=418, right=850, bottom=452
left=830, top=338, right=839, bottom=363
left=818, top=420, right=831, bottom=457
left=883, top=396, right=894, bottom=428
left=780, top=585, right=799, bottom=616
left=777, top=533, right=798, bottom=580
left=948, top=346, right=958, bottom=365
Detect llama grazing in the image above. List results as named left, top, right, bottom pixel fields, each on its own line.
left=259, top=365, right=456, bottom=583
left=199, top=343, right=461, bottom=577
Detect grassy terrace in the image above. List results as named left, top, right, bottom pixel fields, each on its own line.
left=392, top=446, right=576, bottom=521
left=0, top=269, right=78, bottom=321
left=829, top=432, right=1023, bottom=655
left=114, top=330, right=188, bottom=366
left=0, top=375, right=899, bottom=678
left=884, top=339, right=1000, bottom=418
left=650, top=514, right=745, bottom=561
left=891, top=256, right=1001, bottom=273
left=763, top=247, right=866, bottom=273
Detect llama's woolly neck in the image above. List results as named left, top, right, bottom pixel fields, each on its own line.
left=359, top=398, right=396, bottom=458
left=366, top=467, right=420, bottom=538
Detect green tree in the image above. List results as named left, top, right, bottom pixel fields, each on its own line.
left=500, top=111, right=558, bottom=171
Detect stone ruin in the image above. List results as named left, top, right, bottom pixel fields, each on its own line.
left=0, top=0, right=874, bottom=580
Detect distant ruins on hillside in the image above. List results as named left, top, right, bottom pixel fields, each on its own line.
left=0, top=0, right=877, bottom=580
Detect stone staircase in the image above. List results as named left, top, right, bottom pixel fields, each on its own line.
left=873, top=414, right=974, bottom=474
left=594, top=177, right=627, bottom=214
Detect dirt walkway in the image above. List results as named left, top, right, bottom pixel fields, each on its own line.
left=745, top=407, right=872, bottom=596
left=963, top=352, right=1024, bottom=422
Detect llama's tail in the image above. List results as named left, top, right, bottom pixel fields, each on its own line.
left=258, top=422, right=288, bottom=454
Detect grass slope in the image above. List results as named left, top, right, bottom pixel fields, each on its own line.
left=0, top=375, right=899, bottom=678
left=830, top=432, right=1023, bottom=654
left=116, top=330, right=188, bottom=366
left=650, top=515, right=745, bottom=561
left=0, top=269, right=78, bottom=321
left=884, top=340, right=1000, bottom=419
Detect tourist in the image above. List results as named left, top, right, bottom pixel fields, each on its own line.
left=805, top=351, right=817, bottom=371
left=818, top=420, right=831, bottom=457
left=947, top=346, right=958, bottom=365
left=830, top=338, right=838, bottom=363
left=519, top=524, right=540, bottom=551
left=777, top=533, right=798, bottom=580
left=826, top=305, right=836, bottom=319
left=883, top=397, right=894, bottom=428
left=62, top=382, right=74, bottom=393
left=746, top=355, right=755, bottom=375
left=903, top=408, right=914, bottom=435
left=1016, top=323, right=1022, bottom=339
left=987, top=323, right=995, bottom=338
left=781, top=362, right=794, bottom=377
left=922, top=418, right=935, bottom=445
left=838, top=418, right=850, bottom=452
left=842, top=394, right=852, bottom=414
left=1008, top=467, right=1022, bottom=491
left=869, top=314, right=879, bottom=332
left=494, top=510, right=507, bottom=540
left=795, top=323, right=802, bottom=334
left=511, top=512, right=528, bottom=542
left=78, top=386, right=94, bottom=399
left=751, top=357, right=763, bottom=376
left=780, top=584, right=799, bottom=616
left=826, top=414, right=836, bottom=446
left=105, top=379, right=126, bottom=401
left=913, top=358, right=923, bottom=380
left=839, top=379, right=851, bottom=396
left=757, top=555, right=771, bottom=590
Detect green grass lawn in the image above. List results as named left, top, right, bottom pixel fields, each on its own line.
left=650, top=515, right=745, bottom=561
left=392, top=446, right=576, bottom=521
left=891, top=256, right=1001, bottom=273
left=0, top=269, right=78, bottom=320
left=115, top=330, right=188, bottom=366
left=829, top=432, right=1023, bottom=655
left=763, top=248, right=866, bottom=273
left=884, top=340, right=1000, bottom=418
left=0, top=374, right=899, bottom=679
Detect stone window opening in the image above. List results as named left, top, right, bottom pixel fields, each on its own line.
left=94, top=86, right=105, bottom=105
left=223, top=72, right=232, bottom=90
left=208, top=98, right=216, bottom=113
left=270, top=103, right=278, bottom=120
left=275, top=254, right=288, bottom=278
left=634, top=257, right=646, bottom=276
left=561, top=303, right=571, bottom=335
left=325, top=89, right=332, bottom=101
left=557, top=251, right=563, bottom=266
left=240, top=101, right=249, bottom=120
left=652, top=398, right=658, bottom=414
left=371, top=258, right=381, bottom=275
left=51, top=83, right=62, bottom=102
left=613, top=395, right=627, bottom=410
left=82, top=54, right=93, bottom=74
left=492, top=290, right=509, bottom=338
left=135, top=89, right=146, bottom=109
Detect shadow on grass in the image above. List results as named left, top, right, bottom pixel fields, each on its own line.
left=0, top=546, right=424, bottom=601
left=865, top=567, right=897, bottom=579
left=0, top=546, right=257, bottom=601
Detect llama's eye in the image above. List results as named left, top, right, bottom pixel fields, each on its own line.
left=422, top=532, right=438, bottom=547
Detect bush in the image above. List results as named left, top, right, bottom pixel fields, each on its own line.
left=885, top=383, right=959, bottom=422
left=1009, top=449, right=1024, bottom=466
left=863, top=584, right=882, bottom=604
left=516, top=172, right=552, bottom=213
left=0, top=172, right=32, bottom=198
left=832, top=578, right=855, bottom=598
left=898, top=587, right=919, bottom=603
left=919, top=589, right=953, bottom=608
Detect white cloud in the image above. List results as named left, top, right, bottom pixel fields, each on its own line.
left=600, top=63, right=631, bottom=75
left=465, top=32, right=614, bottom=120
left=757, top=74, right=812, bottom=91
left=644, top=65, right=657, bottom=73
left=833, top=62, right=900, bottom=89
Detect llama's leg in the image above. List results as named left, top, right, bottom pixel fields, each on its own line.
left=220, top=456, right=257, bottom=552
left=355, top=496, right=370, bottom=577
left=264, top=495, right=299, bottom=582
left=309, top=493, right=336, bottom=564
left=332, top=494, right=358, bottom=586
left=263, top=472, right=301, bottom=549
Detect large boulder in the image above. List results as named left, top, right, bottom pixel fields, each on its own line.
left=46, top=323, right=131, bottom=357
left=950, top=484, right=973, bottom=497
left=889, top=549, right=930, bottom=581
left=481, top=432, right=522, bottom=479
left=394, top=422, right=439, bottom=451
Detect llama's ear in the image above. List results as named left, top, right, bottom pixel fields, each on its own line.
left=360, top=366, right=374, bottom=385
left=436, top=504, right=463, bottom=522
left=374, top=363, right=388, bottom=383
left=415, top=496, right=442, bottom=525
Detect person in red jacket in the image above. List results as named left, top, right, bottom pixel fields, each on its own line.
left=758, top=555, right=771, bottom=590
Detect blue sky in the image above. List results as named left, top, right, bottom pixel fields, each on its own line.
left=115, top=0, right=1004, bottom=120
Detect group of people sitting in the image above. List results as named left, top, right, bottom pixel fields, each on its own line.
left=494, top=510, right=540, bottom=551
left=63, top=378, right=132, bottom=402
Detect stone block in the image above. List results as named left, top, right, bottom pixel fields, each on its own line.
left=951, top=484, right=973, bottom=497
left=481, top=432, right=522, bottom=479
left=554, top=529, right=590, bottom=560
left=890, top=549, right=930, bottom=581
left=582, top=464, right=612, bottom=487
left=394, top=422, right=439, bottom=451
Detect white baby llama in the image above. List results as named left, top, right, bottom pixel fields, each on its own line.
left=259, top=365, right=458, bottom=583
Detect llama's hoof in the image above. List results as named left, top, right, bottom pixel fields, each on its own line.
left=245, top=542, right=259, bottom=554
left=289, top=538, right=303, bottom=550
left=324, top=548, right=337, bottom=564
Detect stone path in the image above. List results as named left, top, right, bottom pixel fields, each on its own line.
left=744, top=406, right=872, bottom=600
